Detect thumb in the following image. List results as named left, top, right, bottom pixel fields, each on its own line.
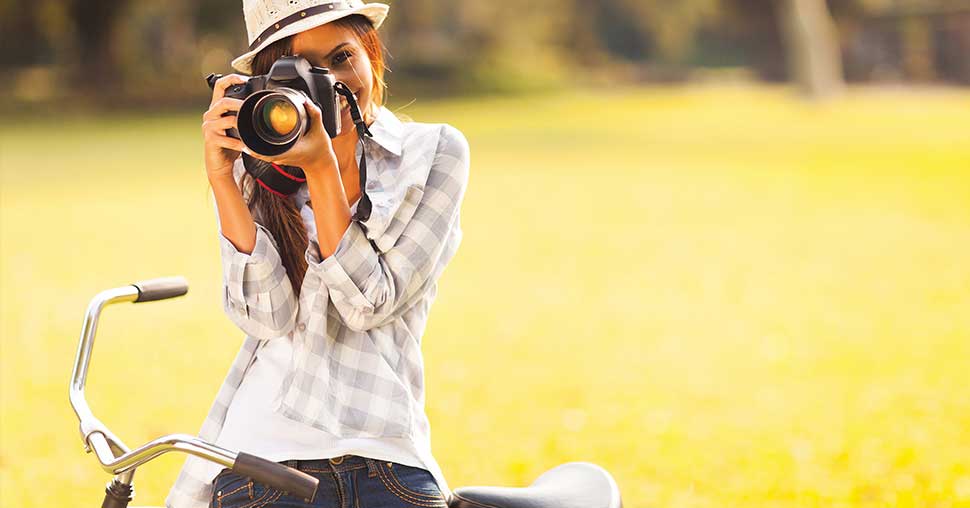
left=304, top=98, right=321, bottom=121
left=304, top=98, right=326, bottom=137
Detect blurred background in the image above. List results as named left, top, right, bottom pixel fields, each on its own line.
left=1, top=1, right=968, bottom=507
left=3, top=0, right=970, bottom=107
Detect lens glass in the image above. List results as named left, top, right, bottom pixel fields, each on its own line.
left=260, top=98, right=299, bottom=137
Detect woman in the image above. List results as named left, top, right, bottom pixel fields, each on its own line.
left=166, top=1, right=469, bottom=507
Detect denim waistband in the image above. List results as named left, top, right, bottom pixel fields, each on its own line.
left=281, top=454, right=379, bottom=475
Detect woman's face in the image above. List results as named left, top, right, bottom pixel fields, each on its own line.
left=292, top=22, right=374, bottom=136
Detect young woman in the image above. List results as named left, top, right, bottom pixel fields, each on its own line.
left=166, top=1, right=469, bottom=507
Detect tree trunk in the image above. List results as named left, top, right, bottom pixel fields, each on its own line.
left=900, top=15, right=936, bottom=82
left=779, top=0, right=845, bottom=100
left=69, top=0, right=131, bottom=98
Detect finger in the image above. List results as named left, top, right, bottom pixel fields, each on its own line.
left=203, top=98, right=244, bottom=121
left=210, top=74, right=250, bottom=104
left=211, top=74, right=249, bottom=102
left=304, top=98, right=321, bottom=119
left=202, top=114, right=238, bottom=134
left=244, top=150, right=274, bottom=164
left=206, top=132, right=247, bottom=153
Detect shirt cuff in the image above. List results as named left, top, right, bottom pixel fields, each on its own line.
left=305, top=220, right=380, bottom=311
left=220, top=222, right=282, bottom=305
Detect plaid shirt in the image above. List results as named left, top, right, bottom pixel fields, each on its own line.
left=166, top=107, right=469, bottom=508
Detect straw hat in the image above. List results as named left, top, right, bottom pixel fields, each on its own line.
left=231, top=0, right=389, bottom=74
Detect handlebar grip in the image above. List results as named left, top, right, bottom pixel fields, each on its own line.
left=131, top=276, right=189, bottom=303
left=233, top=452, right=319, bottom=501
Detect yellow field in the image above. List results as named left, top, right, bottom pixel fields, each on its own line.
left=2, top=86, right=969, bottom=508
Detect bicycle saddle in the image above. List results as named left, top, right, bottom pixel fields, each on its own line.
left=448, top=462, right=622, bottom=508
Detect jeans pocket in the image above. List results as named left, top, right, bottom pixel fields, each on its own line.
left=211, top=469, right=285, bottom=508
left=211, top=470, right=253, bottom=508
left=375, top=461, right=447, bottom=507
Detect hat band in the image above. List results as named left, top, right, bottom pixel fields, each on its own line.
left=249, top=1, right=353, bottom=51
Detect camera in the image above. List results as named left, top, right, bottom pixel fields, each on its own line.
left=206, top=55, right=349, bottom=156
left=204, top=55, right=373, bottom=219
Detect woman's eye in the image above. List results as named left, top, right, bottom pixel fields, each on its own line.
left=333, top=51, right=352, bottom=66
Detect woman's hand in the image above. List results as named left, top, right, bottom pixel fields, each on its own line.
left=202, top=74, right=249, bottom=182
left=245, top=98, right=339, bottom=177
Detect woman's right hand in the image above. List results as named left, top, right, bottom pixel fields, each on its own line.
left=202, top=74, right=250, bottom=182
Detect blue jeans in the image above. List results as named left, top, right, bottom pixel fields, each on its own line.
left=210, top=455, right=448, bottom=508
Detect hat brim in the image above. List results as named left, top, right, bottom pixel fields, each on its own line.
left=230, top=4, right=389, bottom=75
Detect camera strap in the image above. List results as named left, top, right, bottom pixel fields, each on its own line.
left=227, top=78, right=375, bottom=225
left=334, top=82, right=373, bottom=224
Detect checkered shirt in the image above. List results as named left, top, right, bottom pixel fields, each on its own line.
left=165, top=106, right=469, bottom=508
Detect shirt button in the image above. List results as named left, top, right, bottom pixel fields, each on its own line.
left=298, top=323, right=306, bottom=332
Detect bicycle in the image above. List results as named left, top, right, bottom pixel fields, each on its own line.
left=71, top=277, right=623, bottom=508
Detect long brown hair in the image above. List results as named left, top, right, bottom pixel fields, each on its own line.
left=244, top=14, right=387, bottom=296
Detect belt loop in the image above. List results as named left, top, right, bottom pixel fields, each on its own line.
left=364, top=457, right=379, bottom=478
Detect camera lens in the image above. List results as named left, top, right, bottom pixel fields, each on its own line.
left=253, top=94, right=303, bottom=144
left=260, top=97, right=299, bottom=137
left=236, top=88, right=308, bottom=155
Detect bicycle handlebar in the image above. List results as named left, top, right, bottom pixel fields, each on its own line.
left=85, top=431, right=319, bottom=500
left=71, top=277, right=320, bottom=502
left=131, top=276, right=189, bottom=303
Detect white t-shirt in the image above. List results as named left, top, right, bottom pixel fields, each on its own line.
left=213, top=332, right=435, bottom=474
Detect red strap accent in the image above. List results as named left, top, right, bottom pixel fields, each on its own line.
left=256, top=178, right=290, bottom=198
left=270, top=163, right=307, bottom=182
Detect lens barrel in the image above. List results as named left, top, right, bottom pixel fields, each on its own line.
left=237, top=88, right=309, bottom=156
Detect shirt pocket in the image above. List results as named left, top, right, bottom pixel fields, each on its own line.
left=369, top=184, right=424, bottom=253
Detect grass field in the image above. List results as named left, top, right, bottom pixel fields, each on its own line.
left=2, top=85, right=969, bottom=508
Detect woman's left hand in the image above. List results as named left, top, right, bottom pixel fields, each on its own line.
left=244, top=97, right=338, bottom=176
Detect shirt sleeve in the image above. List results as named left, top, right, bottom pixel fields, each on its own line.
left=304, top=124, right=470, bottom=332
left=211, top=170, right=299, bottom=340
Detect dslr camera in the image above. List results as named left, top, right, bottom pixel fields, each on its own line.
left=206, top=55, right=361, bottom=156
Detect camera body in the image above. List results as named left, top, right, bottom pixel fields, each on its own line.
left=207, top=55, right=341, bottom=156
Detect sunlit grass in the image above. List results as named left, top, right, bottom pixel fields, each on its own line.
left=2, top=85, right=969, bottom=507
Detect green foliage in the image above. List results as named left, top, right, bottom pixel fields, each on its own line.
left=2, top=0, right=969, bottom=108
left=617, top=0, right=723, bottom=61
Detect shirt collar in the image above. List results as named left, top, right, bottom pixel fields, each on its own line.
left=294, top=106, right=403, bottom=211
left=365, top=105, right=404, bottom=157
